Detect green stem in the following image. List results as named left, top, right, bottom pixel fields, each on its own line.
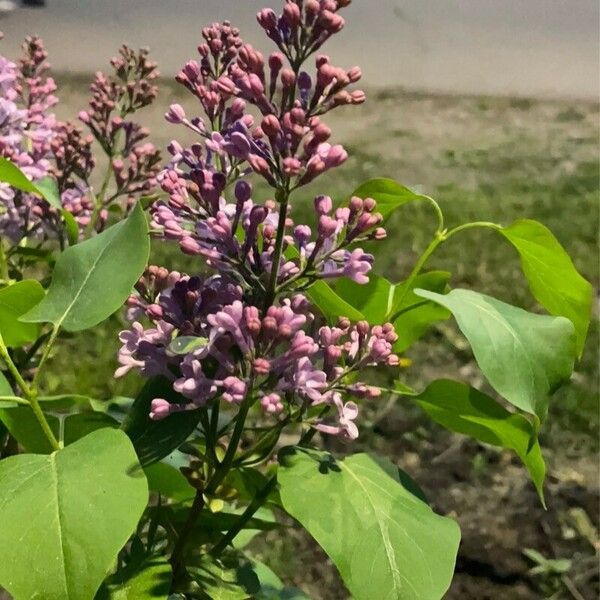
left=444, top=221, right=502, bottom=240
left=0, top=240, right=9, bottom=283
left=390, top=232, right=446, bottom=318
left=0, top=333, right=60, bottom=451
left=389, top=220, right=502, bottom=319
left=0, top=396, right=30, bottom=405
left=264, top=193, right=290, bottom=309
left=85, top=160, right=113, bottom=237
left=31, top=324, right=60, bottom=390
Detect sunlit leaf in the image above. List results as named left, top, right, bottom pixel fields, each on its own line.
left=412, top=380, right=546, bottom=502
left=278, top=448, right=460, bottom=600
left=0, top=280, right=45, bottom=347
left=21, top=202, right=149, bottom=332
left=0, top=429, right=148, bottom=600
left=416, top=288, right=576, bottom=421
left=500, top=219, right=592, bottom=356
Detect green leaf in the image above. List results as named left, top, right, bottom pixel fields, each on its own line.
left=20, top=202, right=149, bottom=332
left=500, top=219, right=592, bottom=356
left=144, top=462, right=195, bottom=503
left=0, top=406, right=118, bottom=453
left=62, top=209, right=80, bottom=245
left=390, top=271, right=451, bottom=352
left=0, top=428, right=148, bottom=600
left=0, top=406, right=59, bottom=453
left=190, top=553, right=260, bottom=600
left=97, top=558, right=172, bottom=599
left=62, top=412, right=119, bottom=446
left=278, top=448, right=460, bottom=600
left=0, top=280, right=45, bottom=346
left=0, top=158, right=61, bottom=209
left=415, top=288, right=576, bottom=421
left=413, top=380, right=546, bottom=502
left=335, top=273, right=395, bottom=322
left=251, top=560, right=309, bottom=600
left=121, top=377, right=200, bottom=467
left=351, top=178, right=430, bottom=219
left=167, top=336, right=208, bottom=356
left=0, top=371, right=11, bottom=395
left=34, top=176, right=62, bottom=209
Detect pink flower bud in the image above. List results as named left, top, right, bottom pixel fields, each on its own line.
left=314, top=195, right=333, bottom=215
left=165, top=103, right=186, bottom=124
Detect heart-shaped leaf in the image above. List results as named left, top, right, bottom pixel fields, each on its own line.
left=412, top=379, right=546, bottom=501
left=278, top=448, right=460, bottom=600
left=415, top=288, right=576, bottom=421
left=21, top=202, right=149, bottom=332
left=499, top=219, right=592, bottom=356
left=0, top=280, right=45, bottom=346
left=0, top=428, right=148, bottom=600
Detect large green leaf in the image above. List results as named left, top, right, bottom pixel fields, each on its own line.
left=390, top=271, right=451, bottom=352
left=335, top=273, right=394, bottom=323
left=121, top=377, right=200, bottom=467
left=96, top=558, right=171, bottom=599
left=278, top=448, right=460, bottom=600
left=144, top=462, right=195, bottom=504
left=0, top=157, right=61, bottom=208
left=21, top=203, right=149, bottom=332
left=416, top=289, right=576, bottom=421
left=0, top=280, right=45, bottom=346
left=251, top=560, right=309, bottom=600
left=351, top=178, right=430, bottom=219
left=0, top=428, right=148, bottom=600
left=190, top=554, right=261, bottom=600
left=500, top=219, right=592, bottom=356
left=413, top=380, right=546, bottom=501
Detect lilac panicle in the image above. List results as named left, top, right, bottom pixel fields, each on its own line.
left=119, top=0, right=401, bottom=443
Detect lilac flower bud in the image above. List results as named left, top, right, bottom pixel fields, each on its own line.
left=318, top=215, right=339, bottom=237
left=281, top=69, right=296, bottom=88
left=347, top=66, right=362, bottom=82
left=282, top=157, right=302, bottom=175
left=261, top=114, right=281, bottom=137
left=150, top=399, right=173, bottom=421
left=235, top=180, right=252, bottom=205
left=257, top=8, right=278, bottom=30
left=283, top=2, right=302, bottom=27
left=298, top=71, right=312, bottom=92
left=221, top=376, right=247, bottom=404
left=165, top=103, right=186, bottom=124
left=314, top=195, right=333, bottom=215
left=254, top=358, right=271, bottom=375
left=261, top=393, right=284, bottom=415
left=180, top=236, right=203, bottom=255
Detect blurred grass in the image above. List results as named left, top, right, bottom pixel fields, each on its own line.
left=43, top=85, right=599, bottom=444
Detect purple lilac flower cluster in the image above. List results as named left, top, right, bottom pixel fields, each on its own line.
left=78, top=46, right=161, bottom=207
left=119, top=267, right=398, bottom=438
left=118, top=0, right=399, bottom=440
left=0, top=38, right=160, bottom=247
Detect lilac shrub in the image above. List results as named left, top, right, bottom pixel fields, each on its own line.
left=0, top=36, right=159, bottom=270
left=0, top=2, right=591, bottom=599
